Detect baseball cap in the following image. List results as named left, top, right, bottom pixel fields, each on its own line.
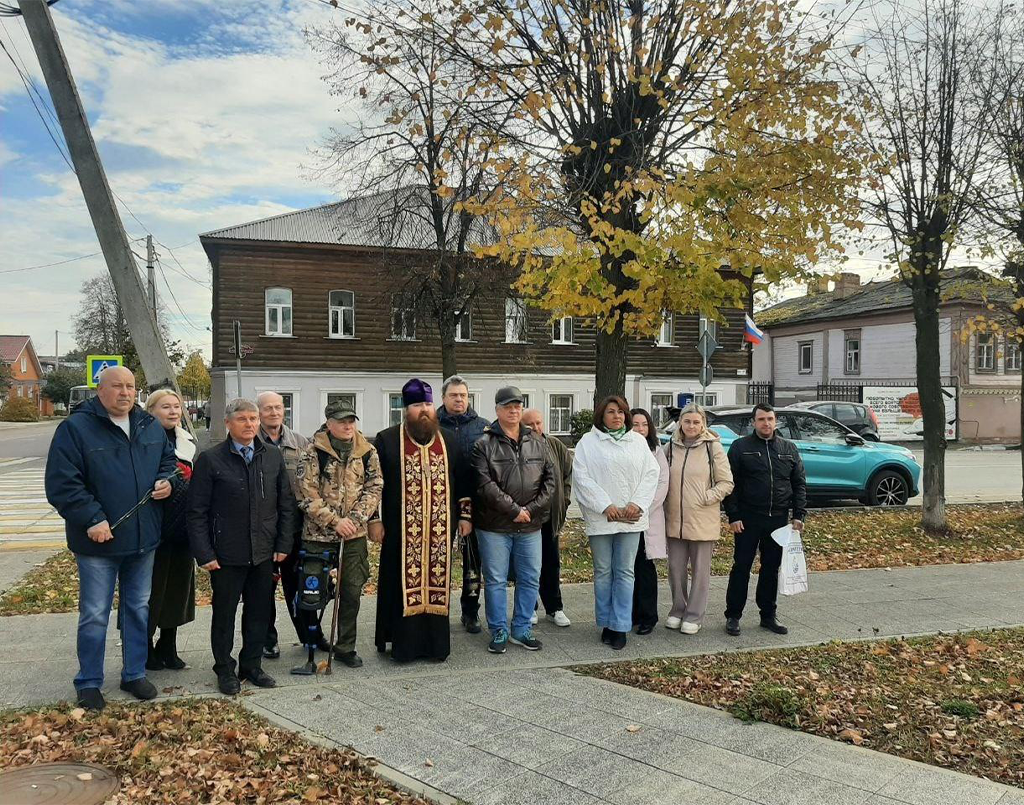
left=495, top=385, right=524, bottom=406
left=325, top=400, right=359, bottom=421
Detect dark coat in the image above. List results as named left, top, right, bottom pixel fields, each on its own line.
left=471, top=424, right=555, bottom=533
left=723, top=432, right=808, bottom=522
left=45, top=396, right=178, bottom=557
left=437, top=406, right=489, bottom=464
left=544, top=434, right=573, bottom=536
left=186, top=436, right=296, bottom=567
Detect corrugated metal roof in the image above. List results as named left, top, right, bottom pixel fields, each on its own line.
left=0, top=335, right=30, bottom=364
left=756, top=267, right=1009, bottom=328
left=200, top=187, right=500, bottom=250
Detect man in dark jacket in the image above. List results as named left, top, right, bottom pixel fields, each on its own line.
left=471, top=386, right=555, bottom=654
left=187, top=398, right=295, bottom=695
left=45, top=366, right=177, bottom=711
left=723, top=403, right=807, bottom=637
left=437, top=375, right=489, bottom=634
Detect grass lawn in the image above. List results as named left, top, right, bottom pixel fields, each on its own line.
left=3, top=502, right=1022, bottom=616
left=580, top=628, right=1024, bottom=789
left=0, top=698, right=427, bottom=804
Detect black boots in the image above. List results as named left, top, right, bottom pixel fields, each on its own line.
left=152, top=628, right=187, bottom=670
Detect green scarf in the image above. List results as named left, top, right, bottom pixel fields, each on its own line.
left=328, top=433, right=353, bottom=463
left=608, top=426, right=628, bottom=441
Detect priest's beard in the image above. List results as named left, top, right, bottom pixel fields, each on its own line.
left=406, top=409, right=440, bottom=444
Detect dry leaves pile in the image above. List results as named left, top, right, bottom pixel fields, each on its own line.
left=582, top=628, right=1024, bottom=789
left=0, top=698, right=426, bottom=804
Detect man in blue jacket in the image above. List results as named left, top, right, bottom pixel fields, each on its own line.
left=45, top=366, right=177, bottom=711
left=437, top=375, right=489, bottom=634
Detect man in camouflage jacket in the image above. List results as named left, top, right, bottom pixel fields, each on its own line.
left=295, top=400, right=383, bottom=668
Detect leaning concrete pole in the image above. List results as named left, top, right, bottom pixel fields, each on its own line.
left=19, top=0, right=180, bottom=396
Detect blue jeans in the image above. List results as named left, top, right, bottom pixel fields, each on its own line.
left=477, top=529, right=541, bottom=637
left=589, top=532, right=641, bottom=633
left=74, top=549, right=155, bottom=690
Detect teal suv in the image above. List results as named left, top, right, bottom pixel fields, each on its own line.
left=664, top=406, right=921, bottom=506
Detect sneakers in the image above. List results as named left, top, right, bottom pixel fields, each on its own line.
left=547, top=610, right=571, bottom=627
left=77, top=687, right=105, bottom=711
left=488, top=629, right=509, bottom=654
left=461, top=614, right=482, bottom=634
left=119, top=677, right=158, bottom=701
left=681, top=622, right=701, bottom=635
left=530, top=611, right=539, bottom=626
left=760, top=617, right=789, bottom=635
left=509, top=630, right=542, bottom=651
left=665, top=616, right=682, bottom=630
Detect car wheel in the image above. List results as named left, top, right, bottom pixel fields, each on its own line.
left=867, top=470, right=909, bottom=506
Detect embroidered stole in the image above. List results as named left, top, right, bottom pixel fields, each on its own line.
left=399, top=425, right=452, bottom=616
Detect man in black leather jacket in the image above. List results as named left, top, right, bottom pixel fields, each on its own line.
left=723, top=403, right=807, bottom=637
left=471, top=386, right=555, bottom=654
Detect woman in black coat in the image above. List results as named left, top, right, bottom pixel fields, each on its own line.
left=144, top=389, right=197, bottom=669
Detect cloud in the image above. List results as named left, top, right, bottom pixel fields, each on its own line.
left=0, top=0, right=356, bottom=360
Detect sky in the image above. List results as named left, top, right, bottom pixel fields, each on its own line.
left=0, top=0, right=351, bottom=359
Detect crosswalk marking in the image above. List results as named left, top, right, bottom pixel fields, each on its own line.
left=0, top=463, right=64, bottom=547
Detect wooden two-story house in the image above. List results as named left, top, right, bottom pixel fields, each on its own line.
left=200, top=194, right=751, bottom=439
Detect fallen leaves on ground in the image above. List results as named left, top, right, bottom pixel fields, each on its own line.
left=0, top=698, right=428, bottom=804
left=6, top=503, right=1023, bottom=615
left=580, top=627, right=1024, bottom=789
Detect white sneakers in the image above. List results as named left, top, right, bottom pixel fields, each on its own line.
left=547, top=610, right=571, bottom=627
left=666, top=616, right=700, bottom=634
left=530, top=611, right=539, bottom=625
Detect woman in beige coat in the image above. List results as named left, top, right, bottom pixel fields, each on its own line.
left=663, top=403, right=734, bottom=634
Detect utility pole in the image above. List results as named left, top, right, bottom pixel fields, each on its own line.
left=233, top=321, right=243, bottom=398
left=19, top=0, right=181, bottom=399
left=146, top=235, right=157, bottom=315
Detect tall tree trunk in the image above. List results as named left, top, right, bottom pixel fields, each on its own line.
left=438, top=314, right=458, bottom=381
left=594, top=317, right=628, bottom=407
left=911, top=273, right=947, bottom=534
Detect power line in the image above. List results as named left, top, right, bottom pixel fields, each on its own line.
left=155, top=256, right=205, bottom=332
left=155, top=239, right=209, bottom=288
left=0, top=1, right=59, bottom=17
left=0, top=250, right=103, bottom=274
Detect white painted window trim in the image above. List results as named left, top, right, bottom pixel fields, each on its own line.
left=319, top=388, right=365, bottom=419
left=328, top=290, right=356, bottom=339
left=265, top=288, right=293, bottom=337
left=505, top=297, right=529, bottom=343
left=254, top=386, right=301, bottom=433
left=551, top=316, right=574, bottom=344
left=656, top=312, right=675, bottom=347
left=455, top=309, right=473, bottom=342
left=547, top=392, right=575, bottom=435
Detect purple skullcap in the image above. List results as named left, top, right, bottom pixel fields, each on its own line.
left=402, top=378, right=433, bottom=407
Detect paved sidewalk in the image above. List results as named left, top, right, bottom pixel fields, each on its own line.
left=3, top=561, right=1023, bottom=803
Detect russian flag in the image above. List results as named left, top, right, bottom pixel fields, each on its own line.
left=744, top=313, right=764, bottom=345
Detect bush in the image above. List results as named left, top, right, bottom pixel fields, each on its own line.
left=570, top=408, right=594, bottom=444
left=0, top=396, right=40, bottom=422
left=731, top=684, right=805, bottom=728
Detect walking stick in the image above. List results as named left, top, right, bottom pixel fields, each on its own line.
left=324, top=537, right=345, bottom=675
left=110, top=468, right=182, bottom=530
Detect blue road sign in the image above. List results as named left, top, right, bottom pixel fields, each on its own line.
left=86, top=355, right=124, bottom=388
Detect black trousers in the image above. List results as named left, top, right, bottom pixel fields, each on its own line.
left=537, top=521, right=563, bottom=614
left=266, top=545, right=311, bottom=648
left=724, top=514, right=787, bottom=620
left=210, top=560, right=274, bottom=677
left=632, top=536, right=659, bottom=628
left=461, top=528, right=482, bottom=619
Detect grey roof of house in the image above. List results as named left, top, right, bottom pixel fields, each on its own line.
left=756, top=267, right=1010, bottom=328
left=199, top=187, right=501, bottom=251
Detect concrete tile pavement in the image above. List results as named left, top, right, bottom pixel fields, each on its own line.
left=3, top=560, right=1024, bottom=803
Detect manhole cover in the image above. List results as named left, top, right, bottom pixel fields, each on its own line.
left=0, top=762, right=119, bottom=805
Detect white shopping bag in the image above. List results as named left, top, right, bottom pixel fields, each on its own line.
left=772, top=524, right=808, bottom=596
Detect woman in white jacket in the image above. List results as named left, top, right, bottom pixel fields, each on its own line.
left=573, top=396, right=661, bottom=651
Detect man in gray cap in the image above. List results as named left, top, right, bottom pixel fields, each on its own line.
left=471, top=386, right=555, bottom=653
left=294, top=400, right=383, bottom=669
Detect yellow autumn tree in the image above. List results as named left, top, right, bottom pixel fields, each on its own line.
left=426, top=0, right=867, bottom=401
left=176, top=351, right=211, bottom=407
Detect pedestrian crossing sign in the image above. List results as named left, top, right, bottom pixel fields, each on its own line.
left=86, top=355, right=124, bottom=388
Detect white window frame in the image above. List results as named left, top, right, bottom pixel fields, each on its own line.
left=20, top=355, right=27, bottom=373
left=694, top=392, right=718, bottom=407
left=552, top=316, right=573, bottom=344
left=548, top=393, right=575, bottom=435
left=505, top=297, right=528, bottom=343
left=387, top=392, right=405, bottom=427
left=255, top=387, right=300, bottom=432
left=265, top=287, right=293, bottom=336
left=390, top=296, right=417, bottom=341
left=328, top=290, right=356, bottom=338
left=1006, top=338, right=1022, bottom=372
left=650, top=392, right=674, bottom=428
left=698, top=315, right=717, bottom=340
left=976, top=333, right=996, bottom=372
left=656, top=312, right=674, bottom=346
left=455, top=309, right=473, bottom=342
left=845, top=332, right=861, bottom=375
left=320, top=390, right=362, bottom=419
left=798, top=341, right=813, bottom=374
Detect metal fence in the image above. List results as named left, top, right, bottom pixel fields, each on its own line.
left=746, top=382, right=775, bottom=406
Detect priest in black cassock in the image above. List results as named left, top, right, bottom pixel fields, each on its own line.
left=370, top=379, right=472, bottom=662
